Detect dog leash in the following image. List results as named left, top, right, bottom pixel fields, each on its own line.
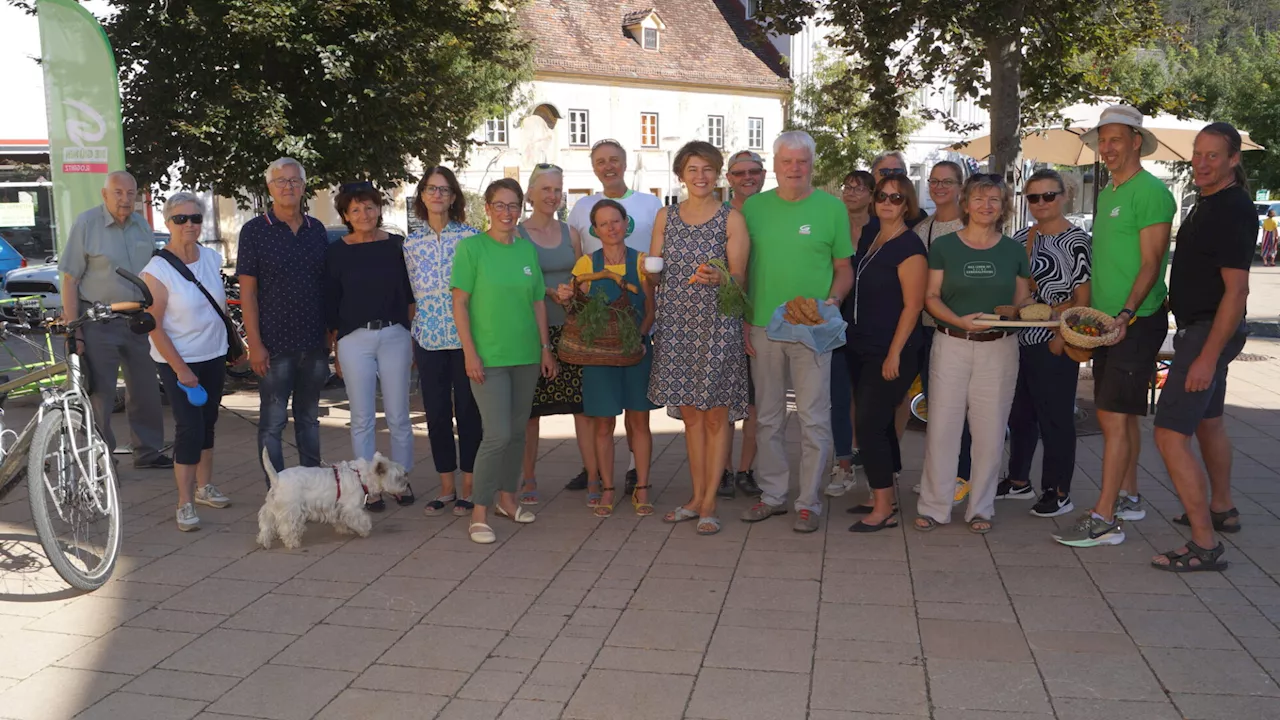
left=331, top=466, right=369, bottom=500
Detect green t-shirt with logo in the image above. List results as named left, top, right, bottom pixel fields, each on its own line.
left=1091, top=169, right=1176, bottom=317
left=742, top=189, right=853, bottom=326
left=928, top=232, right=1029, bottom=331
left=450, top=232, right=545, bottom=368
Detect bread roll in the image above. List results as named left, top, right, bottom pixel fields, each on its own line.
left=1019, top=303, right=1053, bottom=321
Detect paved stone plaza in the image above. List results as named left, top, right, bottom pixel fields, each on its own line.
left=2, top=334, right=1280, bottom=720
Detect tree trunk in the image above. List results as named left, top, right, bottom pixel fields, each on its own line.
left=986, top=32, right=1022, bottom=179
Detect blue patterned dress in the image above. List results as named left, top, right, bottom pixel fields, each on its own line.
left=648, top=205, right=749, bottom=421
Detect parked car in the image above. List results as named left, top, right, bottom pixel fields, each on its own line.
left=0, top=261, right=58, bottom=324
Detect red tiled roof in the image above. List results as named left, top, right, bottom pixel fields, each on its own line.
left=521, top=0, right=790, bottom=93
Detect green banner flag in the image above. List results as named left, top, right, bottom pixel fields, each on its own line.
left=38, top=0, right=126, bottom=253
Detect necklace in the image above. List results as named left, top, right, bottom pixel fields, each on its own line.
left=852, top=225, right=904, bottom=325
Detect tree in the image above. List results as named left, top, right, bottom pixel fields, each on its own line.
left=788, top=51, right=922, bottom=185
left=13, top=0, right=532, bottom=201
left=752, top=1, right=1177, bottom=175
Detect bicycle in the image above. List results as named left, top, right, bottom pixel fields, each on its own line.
left=0, top=268, right=154, bottom=591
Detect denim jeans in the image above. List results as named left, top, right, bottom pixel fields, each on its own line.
left=258, top=346, right=329, bottom=486
left=831, top=349, right=854, bottom=461
left=336, top=326, right=414, bottom=469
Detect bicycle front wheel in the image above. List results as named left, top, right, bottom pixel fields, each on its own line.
left=27, top=406, right=121, bottom=591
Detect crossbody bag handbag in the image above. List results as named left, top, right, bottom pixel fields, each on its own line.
left=156, top=249, right=246, bottom=364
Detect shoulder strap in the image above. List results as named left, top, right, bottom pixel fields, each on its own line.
left=1024, top=227, right=1039, bottom=293
left=515, top=224, right=532, bottom=242
left=157, top=249, right=229, bottom=322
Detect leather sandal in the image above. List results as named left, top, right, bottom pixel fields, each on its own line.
left=594, top=485, right=616, bottom=518
left=1173, top=507, right=1240, bottom=533
left=1152, top=541, right=1228, bottom=572
left=631, top=484, right=654, bottom=517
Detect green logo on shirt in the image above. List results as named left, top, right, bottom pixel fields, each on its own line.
left=964, top=261, right=996, bottom=278
left=588, top=216, right=636, bottom=239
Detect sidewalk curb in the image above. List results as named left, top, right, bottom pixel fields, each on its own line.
left=1247, top=321, right=1280, bottom=338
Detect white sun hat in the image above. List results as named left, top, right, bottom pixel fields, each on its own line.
left=1080, top=104, right=1159, bottom=157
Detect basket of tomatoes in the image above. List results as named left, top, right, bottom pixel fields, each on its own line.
left=1060, top=307, right=1122, bottom=349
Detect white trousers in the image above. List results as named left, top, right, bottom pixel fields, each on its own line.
left=918, top=332, right=1019, bottom=524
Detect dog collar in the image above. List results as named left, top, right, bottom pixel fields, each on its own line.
left=333, top=466, right=370, bottom=501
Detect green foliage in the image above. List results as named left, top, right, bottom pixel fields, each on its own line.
left=787, top=50, right=921, bottom=184
left=754, top=0, right=1177, bottom=173
left=18, top=0, right=533, bottom=202
left=569, top=289, right=642, bottom=355
left=704, top=258, right=752, bottom=320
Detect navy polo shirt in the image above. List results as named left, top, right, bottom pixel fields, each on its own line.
left=235, top=210, right=329, bottom=354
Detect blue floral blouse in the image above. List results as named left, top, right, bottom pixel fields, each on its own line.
left=404, top=220, right=479, bottom=350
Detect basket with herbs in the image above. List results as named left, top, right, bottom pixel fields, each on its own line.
left=557, top=271, right=645, bottom=367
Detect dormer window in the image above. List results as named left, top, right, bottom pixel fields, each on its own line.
left=623, top=9, right=665, bottom=51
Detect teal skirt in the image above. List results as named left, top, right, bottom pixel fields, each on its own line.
left=582, top=338, right=660, bottom=417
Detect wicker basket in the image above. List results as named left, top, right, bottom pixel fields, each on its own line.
left=1060, top=307, right=1122, bottom=349
left=557, top=290, right=644, bottom=367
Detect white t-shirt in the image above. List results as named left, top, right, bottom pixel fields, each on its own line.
left=568, top=190, right=664, bottom=255
left=142, top=246, right=229, bottom=363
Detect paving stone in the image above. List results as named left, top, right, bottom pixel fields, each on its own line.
left=57, top=626, right=197, bottom=675
left=212, top=550, right=319, bottom=582
left=159, top=628, right=295, bottom=677
left=273, top=577, right=367, bottom=599
left=811, top=659, right=927, bottom=716
left=817, top=603, right=919, bottom=643
left=920, top=618, right=1032, bottom=662
left=1087, top=564, right=1194, bottom=595
left=820, top=572, right=914, bottom=607
left=1142, top=647, right=1280, bottom=697
left=1034, top=650, right=1166, bottom=701
left=273, top=623, right=402, bottom=672
left=542, top=635, right=605, bottom=664
left=121, top=668, right=241, bottom=702
left=915, top=600, right=1015, bottom=624
left=591, top=646, right=704, bottom=675
left=629, top=576, right=729, bottom=612
left=564, top=668, right=693, bottom=720
left=352, top=664, right=471, bottom=696
left=526, top=661, right=590, bottom=688
left=379, top=624, right=506, bottom=672
left=1024, top=630, right=1142, bottom=656
left=119, top=554, right=234, bottom=586
left=1002, top=566, right=1101, bottom=598
left=1052, top=697, right=1184, bottom=720
left=686, top=667, right=810, bottom=720
left=315, top=687, right=448, bottom=720
left=438, top=698, right=505, bottom=720
left=25, top=596, right=155, bottom=638
left=912, top=571, right=1011, bottom=605
left=345, top=575, right=457, bottom=613
left=0, top=666, right=130, bottom=720
left=498, top=699, right=565, bottom=720
left=927, top=658, right=1052, bottom=714
left=457, top=669, right=528, bottom=702
left=158, top=577, right=275, bottom=615
left=0, top=629, right=92, bottom=679
left=1011, top=595, right=1124, bottom=634
left=704, top=624, right=814, bottom=673
left=736, top=549, right=824, bottom=580
left=814, top=638, right=923, bottom=665
left=425, top=590, right=537, bottom=631
left=207, top=663, right=355, bottom=720
left=296, top=551, right=403, bottom=583
left=1170, top=693, right=1280, bottom=719
left=1116, top=608, right=1243, bottom=649
left=76, top=691, right=206, bottom=720
left=606, top=608, right=716, bottom=652
left=324, top=605, right=423, bottom=631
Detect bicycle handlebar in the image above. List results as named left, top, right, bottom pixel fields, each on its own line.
left=108, top=301, right=144, bottom=313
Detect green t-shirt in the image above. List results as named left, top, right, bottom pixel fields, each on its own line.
left=742, top=189, right=853, bottom=326
left=1091, top=169, right=1176, bottom=317
left=450, top=232, right=545, bottom=368
left=928, top=232, right=1029, bottom=331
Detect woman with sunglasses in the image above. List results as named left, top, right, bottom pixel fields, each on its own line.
left=843, top=177, right=927, bottom=531
left=405, top=166, right=481, bottom=518
left=326, top=182, right=416, bottom=509
left=452, top=178, right=557, bottom=544
left=648, top=141, right=750, bottom=534
left=907, top=161, right=973, bottom=502
left=824, top=169, right=875, bottom=499
left=141, top=193, right=231, bottom=531
left=998, top=169, right=1091, bottom=518
left=517, top=163, right=590, bottom=507
left=916, top=174, right=1030, bottom=534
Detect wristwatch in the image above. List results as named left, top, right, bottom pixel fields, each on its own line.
left=1117, top=308, right=1135, bottom=320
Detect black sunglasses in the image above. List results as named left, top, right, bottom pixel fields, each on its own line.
left=874, top=192, right=906, bottom=206
left=972, top=173, right=1005, bottom=185
left=877, top=167, right=906, bottom=178
left=170, top=213, right=203, bottom=225
left=535, top=163, right=562, bottom=171
left=1026, top=191, right=1062, bottom=204
left=339, top=181, right=375, bottom=193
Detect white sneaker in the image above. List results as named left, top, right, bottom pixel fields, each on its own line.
left=194, top=483, right=230, bottom=509
left=824, top=466, right=857, bottom=497
left=176, top=502, right=200, bottom=532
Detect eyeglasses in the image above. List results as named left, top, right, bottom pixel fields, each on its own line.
left=535, top=163, right=563, bottom=171
left=842, top=184, right=869, bottom=194
left=971, top=173, right=1005, bottom=185
left=340, top=181, right=374, bottom=193
left=1026, top=191, right=1062, bottom=204
left=728, top=168, right=764, bottom=178
left=877, top=167, right=906, bottom=178
left=268, top=178, right=304, bottom=188
left=874, top=192, right=906, bottom=206
left=927, top=178, right=959, bottom=188
left=170, top=213, right=203, bottom=225
left=591, top=138, right=622, bottom=152
left=422, top=185, right=453, bottom=197
left=489, top=202, right=522, bottom=215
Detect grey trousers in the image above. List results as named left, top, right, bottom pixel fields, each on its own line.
left=751, top=326, right=833, bottom=515
left=470, top=364, right=540, bottom=507
left=83, top=317, right=165, bottom=461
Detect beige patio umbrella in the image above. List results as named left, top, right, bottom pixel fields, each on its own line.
left=953, top=102, right=1264, bottom=164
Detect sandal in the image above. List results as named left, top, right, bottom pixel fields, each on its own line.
left=519, top=479, right=539, bottom=506
left=594, top=486, right=616, bottom=518
left=696, top=516, right=722, bottom=535
left=496, top=504, right=536, bottom=524
left=365, top=496, right=386, bottom=512
left=423, top=493, right=456, bottom=517
left=1152, top=541, right=1229, bottom=573
left=914, top=517, right=939, bottom=532
left=586, top=479, right=602, bottom=508
left=469, top=522, right=496, bottom=544
left=850, top=516, right=900, bottom=533
left=969, top=517, right=993, bottom=534
left=453, top=497, right=474, bottom=517
left=394, top=483, right=415, bottom=507
left=631, top=484, right=654, bottom=517
left=663, top=506, right=699, bottom=523
left=1173, top=507, right=1241, bottom=534
left=847, top=502, right=899, bottom=515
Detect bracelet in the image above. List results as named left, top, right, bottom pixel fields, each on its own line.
left=541, top=344, right=553, bottom=350
left=1118, top=308, right=1135, bottom=319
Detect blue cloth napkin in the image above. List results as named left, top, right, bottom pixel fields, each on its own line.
left=765, top=301, right=848, bottom=354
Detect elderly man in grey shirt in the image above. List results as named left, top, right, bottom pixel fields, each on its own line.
left=58, top=170, right=170, bottom=468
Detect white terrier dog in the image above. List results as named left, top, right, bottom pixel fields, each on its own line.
left=257, top=448, right=409, bottom=549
